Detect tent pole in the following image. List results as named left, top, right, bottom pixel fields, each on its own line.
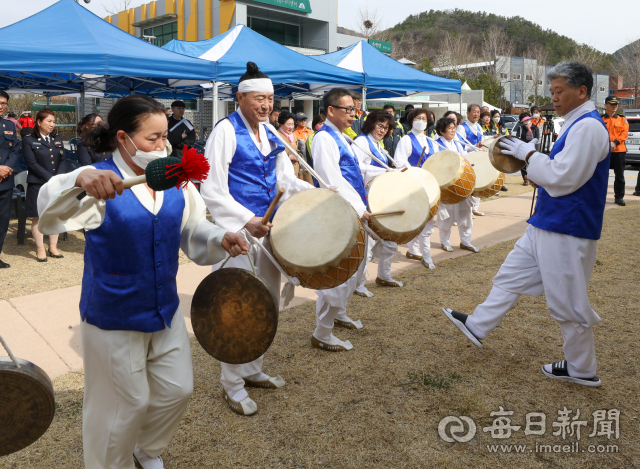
left=289, top=100, right=292, bottom=112
left=80, top=88, right=86, bottom=118
left=362, top=86, right=367, bottom=112
left=199, top=89, right=204, bottom=139
left=212, top=81, right=218, bottom=129
left=459, top=92, right=462, bottom=114
left=46, top=94, right=50, bottom=108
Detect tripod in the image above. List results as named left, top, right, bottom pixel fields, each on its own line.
left=540, top=115, right=556, bottom=155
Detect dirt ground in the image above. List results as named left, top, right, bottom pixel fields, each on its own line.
left=1, top=200, right=637, bottom=469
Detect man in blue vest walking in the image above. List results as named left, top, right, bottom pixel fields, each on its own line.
left=443, top=62, right=610, bottom=387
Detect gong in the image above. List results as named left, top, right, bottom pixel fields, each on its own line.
left=486, top=135, right=526, bottom=174
left=191, top=267, right=279, bottom=365
left=0, top=354, right=55, bottom=456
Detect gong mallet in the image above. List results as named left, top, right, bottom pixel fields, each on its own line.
left=369, top=210, right=405, bottom=217
left=262, top=187, right=285, bottom=225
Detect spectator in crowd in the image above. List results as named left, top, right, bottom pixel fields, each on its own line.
left=269, top=106, right=281, bottom=129
left=382, top=104, right=404, bottom=157
left=480, top=105, right=490, bottom=114
left=426, top=110, right=436, bottom=138
left=517, top=116, right=539, bottom=186
left=293, top=112, right=313, bottom=143
left=399, top=104, right=415, bottom=134
left=0, top=91, right=19, bottom=268
left=19, top=110, right=35, bottom=138
left=350, top=91, right=367, bottom=135
left=480, top=111, right=493, bottom=135
left=167, top=100, right=196, bottom=158
left=602, top=96, right=629, bottom=206
left=278, top=110, right=301, bottom=176
left=23, top=108, right=66, bottom=262
left=530, top=105, right=546, bottom=132
left=77, top=113, right=112, bottom=166
left=7, top=112, right=22, bottom=132
left=489, top=110, right=510, bottom=136
left=512, top=111, right=532, bottom=139
left=163, top=106, right=172, bottom=117
left=306, top=113, right=325, bottom=161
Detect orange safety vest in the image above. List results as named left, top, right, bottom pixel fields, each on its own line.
left=602, top=113, right=629, bottom=153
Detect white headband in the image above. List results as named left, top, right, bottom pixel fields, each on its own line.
left=238, top=78, right=274, bottom=93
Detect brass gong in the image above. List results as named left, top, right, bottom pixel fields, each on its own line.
left=0, top=352, right=55, bottom=456
left=191, top=267, right=279, bottom=365
left=486, top=135, right=526, bottom=174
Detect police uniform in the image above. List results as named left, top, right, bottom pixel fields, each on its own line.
left=22, top=133, right=67, bottom=217
left=601, top=96, right=629, bottom=204
left=167, top=115, right=196, bottom=158
left=0, top=117, right=19, bottom=264
left=77, top=137, right=112, bottom=166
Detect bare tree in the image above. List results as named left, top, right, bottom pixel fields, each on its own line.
left=614, top=38, right=640, bottom=108
left=481, top=26, right=515, bottom=80
left=354, top=6, right=384, bottom=40
left=103, top=0, right=134, bottom=15
left=433, top=32, right=478, bottom=79
left=573, top=43, right=610, bottom=73
left=524, top=44, right=549, bottom=106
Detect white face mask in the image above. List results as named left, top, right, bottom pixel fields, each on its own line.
left=123, top=134, right=167, bottom=169
left=532, top=113, right=540, bottom=119
left=412, top=120, right=427, bottom=132
left=492, top=117, right=500, bottom=123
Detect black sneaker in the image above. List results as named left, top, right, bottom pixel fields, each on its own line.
left=615, top=198, right=626, bottom=206
left=541, top=360, right=601, bottom=387
left=0, top=259, right=9, bottom=269
left=442, top=308, right=483, bottom=348
left=500, top=186, right=508, bottom=192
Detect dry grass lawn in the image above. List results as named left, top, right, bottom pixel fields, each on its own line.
left=1, top=202, right=638, bottom=469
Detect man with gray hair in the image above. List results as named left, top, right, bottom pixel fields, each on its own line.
left=443, top=61, right=610, bottom=387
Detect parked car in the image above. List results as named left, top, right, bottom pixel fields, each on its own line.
left=623, top=110, right=640, bottom=168
left=502, top=114, right=518, bottom=131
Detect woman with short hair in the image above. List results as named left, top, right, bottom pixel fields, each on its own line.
left=77, top=113, right=112, bottom=166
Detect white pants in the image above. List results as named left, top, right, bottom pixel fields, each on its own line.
left=212, top=234, right=281, bottom=393
left=407, top=218, right=435, bottom=262
left=471, top=196, right=480, bottom=212
left=436, top=202, right=473, bottom=246
left=82, top=310, right=193, bottom=469
left=466, top=225, right=600, bottom=376
left=356, top=235, right=398, bottom=290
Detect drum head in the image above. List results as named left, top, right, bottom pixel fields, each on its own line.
left=465, top=151, right=499, bottom=192
left=487, top=136, right=526, bottom=173
left=191, top=268, right=279, bottom=365
left=422, top=150, right=464, bottom=189
left=0, top=357, right=55, bottom=457
left=404, top=167, right=441, bottom=220
left=368, top=171, right=430, bottom=243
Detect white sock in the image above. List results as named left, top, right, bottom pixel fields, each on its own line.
left=245, top=372, right=269, bottom=382
left=465, top=318, right=487, bottom=340
left=228, top=388, right=248, bottom=401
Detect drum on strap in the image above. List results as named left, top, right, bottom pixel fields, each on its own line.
left=191, top=267, right=279, bottom=365
left=367, top=171, right=430, bottom=245
left=270, top=189, right=365, bottom=290
left=422, top=150, right=476, bottom=205
left=404, top=167, right=441, bottom=222
left=465, top=150, right=506, bottom=198
left=486, top=135, right=526, bottom=173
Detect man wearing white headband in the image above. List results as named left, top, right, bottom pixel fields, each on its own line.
left=201, top=62, right=313, bottom=416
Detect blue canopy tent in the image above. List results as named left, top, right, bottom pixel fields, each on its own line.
left=312, top=40, right=461, bottom=107
left=163, top=25, right=365, bottom=118
left=0, top=0, right=216, bottom=105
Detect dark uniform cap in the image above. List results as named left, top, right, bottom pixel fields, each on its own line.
left=295, top=112, right=307, bottom=121
left=605, top=96, right=620, bottom=105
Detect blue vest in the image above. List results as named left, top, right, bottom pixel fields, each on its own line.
left=80, top=158, right=185, bottom=332
left=408, top=133, right=434, bottom=166
left=436, top=136, right=464, bottom=153
left=461, top=122, right=482, bottom=145
left=227, top=111, right=284, bottom=217
left=528, top=110, right=610, bottom=240
left=363, top=134, right=388, bottom=169
left=317, top=125, right=367, bottom=206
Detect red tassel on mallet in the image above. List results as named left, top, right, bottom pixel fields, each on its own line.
left=164, top=145, right=211, bottom=189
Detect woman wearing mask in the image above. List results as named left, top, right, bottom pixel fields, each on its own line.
left=433, top=116, right=479, bottom=254
left=517, top=116, right=540, bottom=186
left=77, top=113, right=112, bottom=166
left=351, top=110, right=403, bottom=295
left=22, top=108, right=66, bottom=262
left=305, top=113, right=325, bottom=162
left=36, top=95, right=248, bottom=469
left=394, top=109, right=436, bottom=169
left=490, top=110, right=509, bottom=136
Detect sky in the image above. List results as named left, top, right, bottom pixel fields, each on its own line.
left=2, top=0, right=638, bottom=54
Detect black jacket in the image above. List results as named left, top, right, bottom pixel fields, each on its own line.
left=0, top=118, right=19, bottom=191
left=77, top=138, right=112, bottom=166
left=22, top=134, right=67, bottom=185
left=167, top=115, right=196, bottom=158
left=516, top=124, right=539, bottom=142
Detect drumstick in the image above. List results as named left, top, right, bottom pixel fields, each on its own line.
left=429, top=137, right=449, bottom=152
left=265, top=123, right=331, bottom=189
left=530, top=187, right=537, bottom=217
left=454, top=139, right=482, bottom=152
left=417, top=146, right=427, bottom=166
left=342, top=134, right=395, bottom=171
left=369, top=210, right=405, bottom=217
left=261, top=187, right=285, bottom=225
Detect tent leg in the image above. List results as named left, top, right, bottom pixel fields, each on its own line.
left=199, top=91, right=204, bottom=139
left=46, top=95, right=50, bottom=107
left=459, top=92, right=462, bottom=114
left=362, top=87, right=367, bottom=112
left=80, top=89, right=86, bottom=119
left=289, top=100, right=292, bottom=112
left=212, top=81, right=218, bottom=129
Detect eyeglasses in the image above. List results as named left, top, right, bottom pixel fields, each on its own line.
left=0, top=102, right=7, bottom=107
left=414, top=116, right=428, bottom=122
left=331, top=105, right=357, bottom=114
left=375, top=123, right=390, bottom=132
left=446, top=125, right=457, bottom=131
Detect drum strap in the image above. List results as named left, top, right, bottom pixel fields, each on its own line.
left=0, top=334, right=21, bottom=368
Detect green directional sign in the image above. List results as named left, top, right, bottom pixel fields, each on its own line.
left=252, top=0, right=312, bottom=13
left=368, top=39, right=392, bottom=54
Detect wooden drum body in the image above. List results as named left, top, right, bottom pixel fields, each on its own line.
left=270, top=189, right=365, bottom=290
left=404, top=167, right=441, bottom=222
left=465, top=150, right=505, bottom=198
left=367, top=171, right=430, bottom=244
left=422, top=150, right=476, bottom=205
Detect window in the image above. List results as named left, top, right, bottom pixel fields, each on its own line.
left=513, top=74, right=521, bottom=80
left=143, top=22, right=178, bottom=47
left=538, top=79, right=543, bottom=85
left=248, top=17, right=299, bottom=47
left=499, top=73, right=508, bottom=80
left=628, top=120, right=640, bottom=132
left=525, top=75, right=533, bottom=81
left=600, top=86, right=606, bottom=92
left=183, top=100, right=198, bottom=111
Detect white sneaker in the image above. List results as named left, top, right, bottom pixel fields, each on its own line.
left=423, top=260, right=436, bottom=269
left=354, top=288, right=374, bottom=298
left=134, top=447, right=164, bottom=469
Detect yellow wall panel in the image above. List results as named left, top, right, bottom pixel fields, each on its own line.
left=186, top=0, right=198, bottom=41
left=141, top=4, right=147, bottom=21
left=104, top=15, right=112, bottom=24
left=117, top=11, right=129, bottom=31
left=204, top=0, right=212, bottom=39
left=219, top=0, right=235, bottom=34
left=177, top=0, right=184, bottom=40
left=150, top=1, right=156, bottom=18
left=128, top=9, right=135, bottom=34
left=165, top=0, right=175, bottom=15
